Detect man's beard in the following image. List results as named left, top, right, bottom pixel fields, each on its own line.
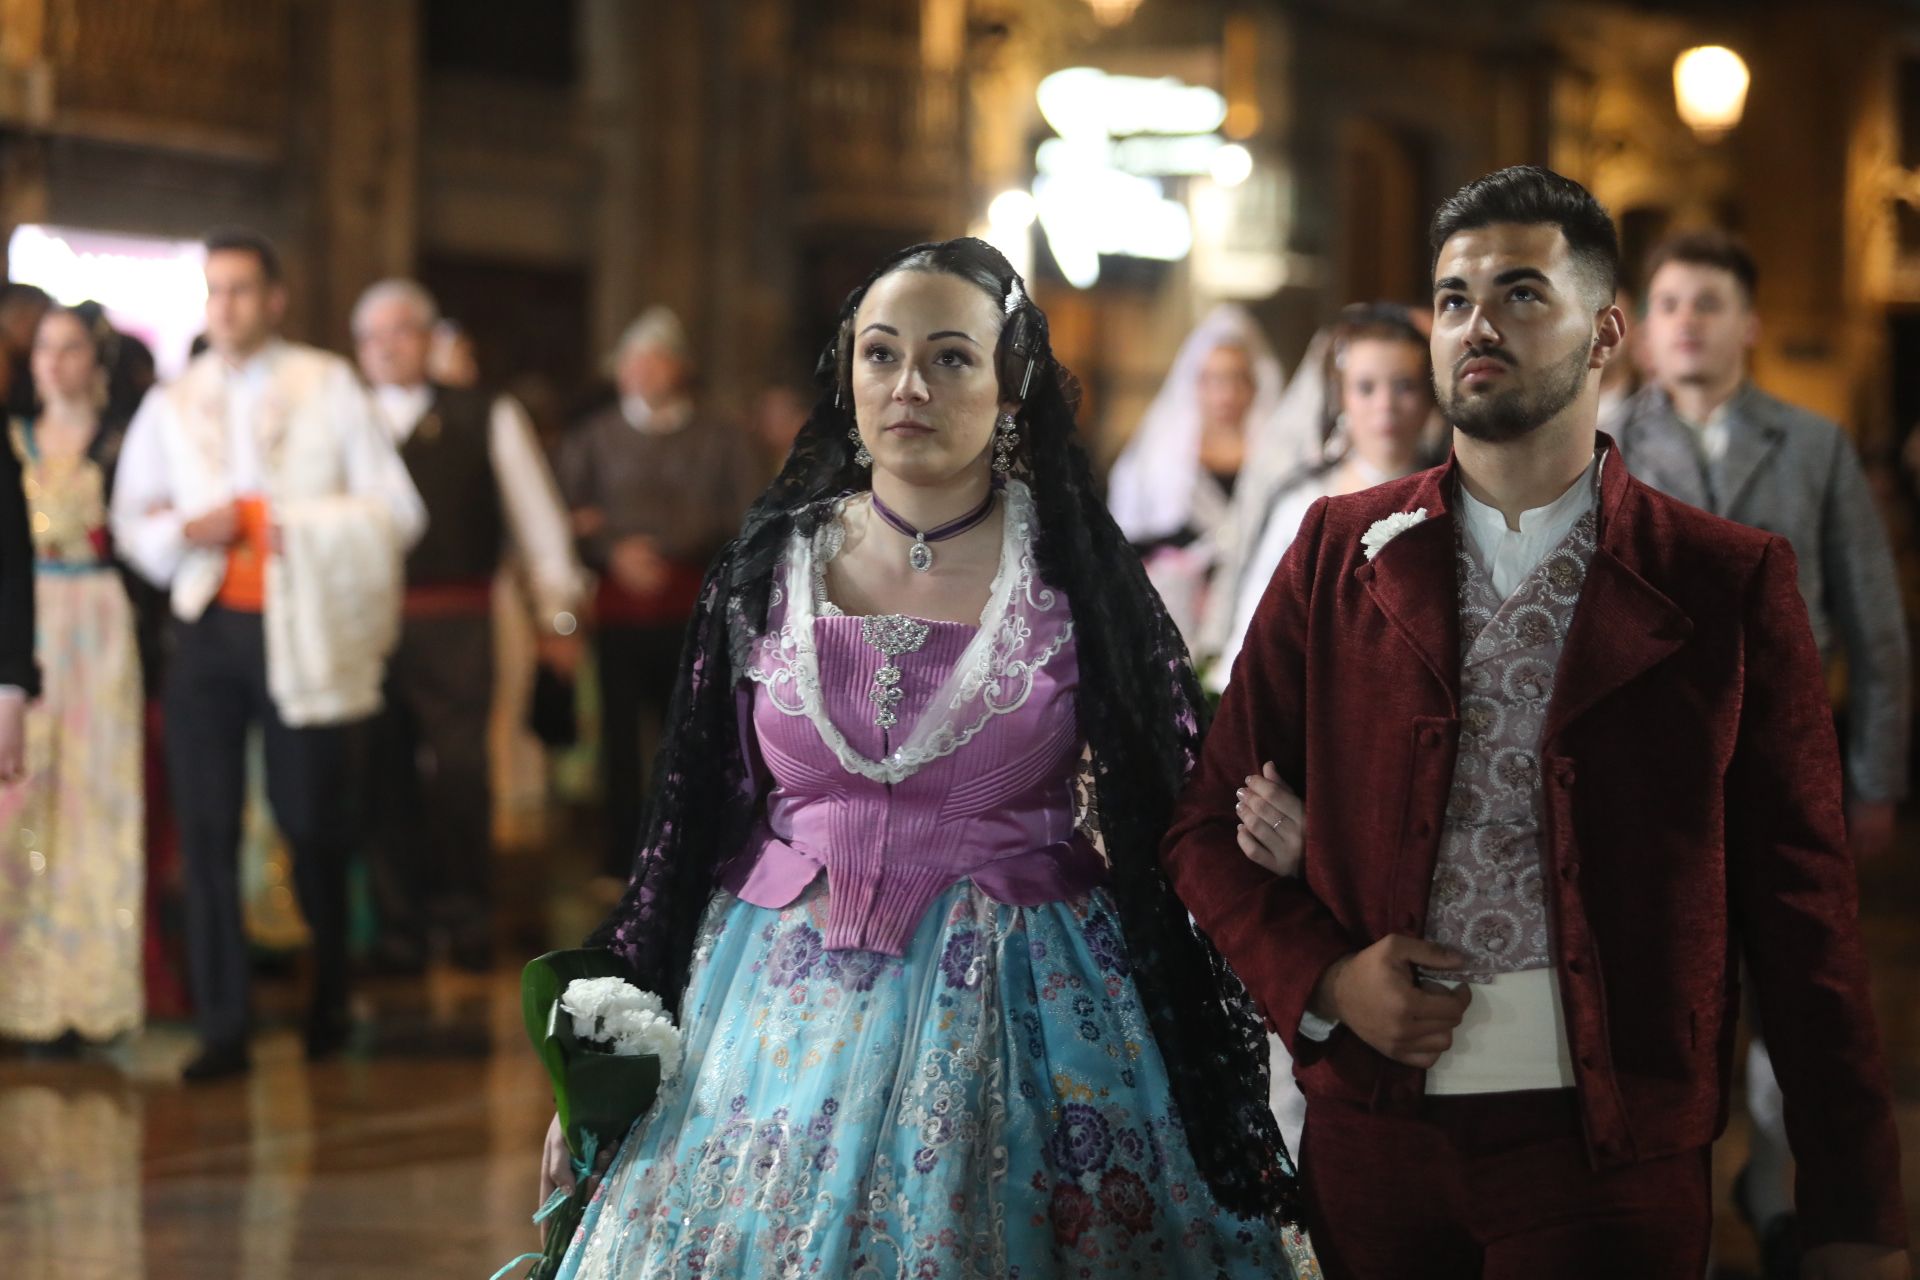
left=1438, top=336, right=1592, bottom=443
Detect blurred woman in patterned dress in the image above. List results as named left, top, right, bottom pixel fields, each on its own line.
left=0, top=306, right=144, bottom=1051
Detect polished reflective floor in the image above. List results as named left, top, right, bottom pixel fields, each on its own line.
left=3, top=845, right=1919, bottom=1277
left=0, top=967, right=551, bottom=1280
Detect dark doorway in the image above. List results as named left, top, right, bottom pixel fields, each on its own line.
left=423, top=0, right=579, bottom=86
left=417, top=254, right=591, bottom=442
left=1337, top=119, right=1428, bottom=306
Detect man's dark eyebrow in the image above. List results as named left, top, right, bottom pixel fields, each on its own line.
left=1432, top=267, right=1552, bottom=295
left=927, top=330, right=978, bottom=345
left=858, top=323, right=899, bottom=337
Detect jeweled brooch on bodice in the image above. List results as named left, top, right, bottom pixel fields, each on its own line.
left=861, top=613, right=931, bottom=729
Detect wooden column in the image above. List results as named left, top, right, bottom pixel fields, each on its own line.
left=311, top=0, right=421, bottom=347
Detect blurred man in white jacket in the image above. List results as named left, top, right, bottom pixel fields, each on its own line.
left=112, top=228, right=425, bottom=1081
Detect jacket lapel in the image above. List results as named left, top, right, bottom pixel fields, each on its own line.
left=1543, top=446, right=1692, bottom=744
left=1620, top=387, right=1714, bottom=511
left=1710, top=384, right=1785, bottom=519
left=170, top=353, right=230, bottom=478
left=1359, top=464, right=1461, bottom=708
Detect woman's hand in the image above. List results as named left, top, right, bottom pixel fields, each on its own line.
left=539, top=1113, right=574, bottom=1207
left=538, top=1114, right=613, bottom=1221
left=0, top=694, right=25, bottom=783
left=1235, top=761, right=1304, bottom=878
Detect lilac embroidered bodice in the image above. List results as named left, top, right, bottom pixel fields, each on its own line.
left=718, top=482, right=1100, bottom=955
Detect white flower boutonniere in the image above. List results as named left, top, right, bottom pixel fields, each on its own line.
left=1361, top=508, right=1430, bottom=561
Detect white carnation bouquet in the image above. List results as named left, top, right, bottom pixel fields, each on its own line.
left=494, top=950, right=683, bottom=1280
left=557, top=977, right=683, bottom=1074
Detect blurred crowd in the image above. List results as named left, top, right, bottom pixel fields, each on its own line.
left=0, top=234, right=779, bottom=1083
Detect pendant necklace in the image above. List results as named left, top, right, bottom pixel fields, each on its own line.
left=867, top=485, right=997, bottom=573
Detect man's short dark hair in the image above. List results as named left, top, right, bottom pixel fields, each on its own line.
left=1643, top=228, right=1757, bottom=303
left=0, top=282, right=51, bottom=313
left=202, top=227, right=283, bottom=284
left=1429, top=165, right=1620, bottom=305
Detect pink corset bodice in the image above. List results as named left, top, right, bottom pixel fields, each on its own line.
left=718, top=493, right=1097, bottom=955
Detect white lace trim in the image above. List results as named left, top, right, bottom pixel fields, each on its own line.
left=745, top=480, right=1073, bottom=785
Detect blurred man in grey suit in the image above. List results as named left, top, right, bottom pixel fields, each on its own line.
left=1614, top=228, right=1911, bottom=1280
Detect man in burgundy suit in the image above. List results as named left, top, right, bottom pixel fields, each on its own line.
left=1163, top=166, right=1908, bottom=1279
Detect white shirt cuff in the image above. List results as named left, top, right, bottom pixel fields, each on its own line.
left=1298, top=1008, right=1339, bottom=1042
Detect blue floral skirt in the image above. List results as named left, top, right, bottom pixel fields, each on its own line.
left=554, top=879, right=1316, bottom=1279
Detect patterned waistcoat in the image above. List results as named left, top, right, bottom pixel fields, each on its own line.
left=1424, top=504, right=1598, bottom=981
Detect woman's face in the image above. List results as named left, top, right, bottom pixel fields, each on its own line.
left=31, top=311, right=98, bottom=405
left=1197, top=342, right=1256, bottom=434
left=1339, top=337, right=1430, bottom=469
left=850, top=269, right=1008, bottom=488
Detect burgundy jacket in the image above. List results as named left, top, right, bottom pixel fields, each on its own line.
left=1162, top=439, right=1905, bottom=1249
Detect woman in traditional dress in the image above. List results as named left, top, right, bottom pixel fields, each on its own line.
left=0, top=306, right=145, bottom=1050
left=1105, top=305, right=1284, bottom=643
left=536, top=239, right=1317, bottom=1277
left=1204, top=304, right=1435, bottom=690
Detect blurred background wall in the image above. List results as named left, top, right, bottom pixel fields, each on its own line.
left=2, top=0, right=1915, bottom=461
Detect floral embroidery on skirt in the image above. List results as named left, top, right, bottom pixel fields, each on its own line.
left=553, top=879, right=1305, bottom=1279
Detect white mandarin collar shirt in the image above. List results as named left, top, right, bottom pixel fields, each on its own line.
left=219, top=341, right=285, bottom=493
left=1456, top=455, right=1599, bottom=600
left=372, top=383, right=436, bottom=443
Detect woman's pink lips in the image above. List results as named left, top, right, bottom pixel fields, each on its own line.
left=884, top=420, right=934, bottom=435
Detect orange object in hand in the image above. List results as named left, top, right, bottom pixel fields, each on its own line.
left=216, top=495, right=272, bottom=613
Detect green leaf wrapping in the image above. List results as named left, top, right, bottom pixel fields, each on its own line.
left=522, top=948, right=665, bottom=1159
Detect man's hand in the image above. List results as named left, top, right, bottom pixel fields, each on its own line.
left=1310, top=935, right=1472, bottom=1069
left=1803, top=1242, right=1911, bottom=1280
left=182, top=502, right=241, bottom=548
left=0, top=694, right=26, bottom=783
left=1847, top=798, right=1897, bottom=862
left=608, top=535, right=670, bottom=598
left=536, top=631, right=585, bottom=679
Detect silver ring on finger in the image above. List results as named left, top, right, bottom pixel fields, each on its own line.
left=1268, top=814, right=1284, bottom=831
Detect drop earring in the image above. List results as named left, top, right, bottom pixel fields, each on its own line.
left=992, top=411, right=1019, bottom=475
left=848, top=424, right=873, bottom=468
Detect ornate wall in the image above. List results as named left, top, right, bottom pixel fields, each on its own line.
left=0, top=0, right=980, bottom=414
left=5, top=0, right=1906, bottom=444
